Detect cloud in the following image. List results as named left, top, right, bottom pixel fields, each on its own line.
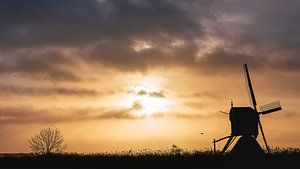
left=0, top=49, right=81, bottom=81
left=184, top=101, right=204, bottom=109
left=0, top=103, right=211, bottom=125
left=0, top=85, right=101, bottom=97
left=0, top=0, right=204, bottom=76
left=79, top=0, right=204, bottom=72
left=98, top=101, right=143, bottom=119
left=203, top=0, right=300, bottom=72
left=137, top=89, right=165, bottom=98
left=0, top=106, right=67, bottom=124
left=0, top=0, right=201, bottom=48
left=0, top=106, right=104, bottom=124
left=0, top=103, right=143, bottom=124
left=98, top=109, right=135, bottom=120
left=0, top=0, right=300, bottom=79
left=179, top=91, right=218, bottom=100
left=196, top=48, right=267, bottom=74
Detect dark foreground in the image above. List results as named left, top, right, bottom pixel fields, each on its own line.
left=1, top=149, right=299, bottom=169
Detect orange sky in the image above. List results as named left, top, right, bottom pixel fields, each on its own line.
left=1, top=68, right=299, bottom=153
left=0, top=0, right=300, bottom=153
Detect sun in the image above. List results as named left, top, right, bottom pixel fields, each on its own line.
left=128, top=85, right=170, bottom=116
left=137, top=96, right=166, bottom=115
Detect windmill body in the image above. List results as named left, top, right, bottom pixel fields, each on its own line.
left=213, top=64, right=282, bottom=155
left=230, top=107, right=258, bottom=137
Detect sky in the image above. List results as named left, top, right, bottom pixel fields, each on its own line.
left=0, top=0, right=300, bottom=153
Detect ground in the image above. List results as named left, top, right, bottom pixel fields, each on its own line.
left=1, top=149, right=299, bottom=169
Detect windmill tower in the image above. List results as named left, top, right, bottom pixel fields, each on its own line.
left=213, top=64, right=282, bottom=155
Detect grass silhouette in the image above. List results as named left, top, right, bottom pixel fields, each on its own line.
left=1, top=147, right=299, bottom=169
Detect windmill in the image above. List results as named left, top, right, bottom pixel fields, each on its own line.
left=213, top=64, right=282, bottom=155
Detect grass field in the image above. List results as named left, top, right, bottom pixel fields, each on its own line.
left=1, top=147, right=299, bottom=169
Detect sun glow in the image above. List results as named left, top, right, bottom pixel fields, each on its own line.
left=136, top=96, right=167, bottom=116
left=128, top=85, right=170, bottom=117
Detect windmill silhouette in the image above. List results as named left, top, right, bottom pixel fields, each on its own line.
left=213, top=64, right=282, bottom=155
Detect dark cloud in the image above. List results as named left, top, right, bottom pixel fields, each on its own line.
left=79, top=0, right=203, bottom=72
left=0, top=0, right=300, bottom=78
left=0, top=49, right=81, bottom=81
left=196, top=48, right=267, bottom=74
left=0, top=0, right=201, bottom=48
left=0, top=0, right=106, bottom=48
left=0, top=0, right=203, bottom=76
left=206, top=0, right=300, bottom=72
left=82, top=0, right=300, bottom=73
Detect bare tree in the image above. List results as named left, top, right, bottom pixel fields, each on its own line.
left=28, top=128, right=67, bottom=154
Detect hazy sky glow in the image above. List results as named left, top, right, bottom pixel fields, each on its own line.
left=0, top=0, right=300, bottom=153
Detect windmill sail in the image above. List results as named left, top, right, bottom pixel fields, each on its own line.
left=244, top=64, right=257, bottom=109
left=244, top=64, right=270, bottom=152
left=260, top=101, right=282, bottom=115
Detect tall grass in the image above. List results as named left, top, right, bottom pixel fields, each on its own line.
left=0, top=146, right=299, bottom=169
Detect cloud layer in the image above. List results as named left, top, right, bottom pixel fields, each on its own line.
left=0, top=104, right=210, bottom=125
left=1, top=0, right=299, bottom=82
left=0, top=85, right=100, bottom=97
